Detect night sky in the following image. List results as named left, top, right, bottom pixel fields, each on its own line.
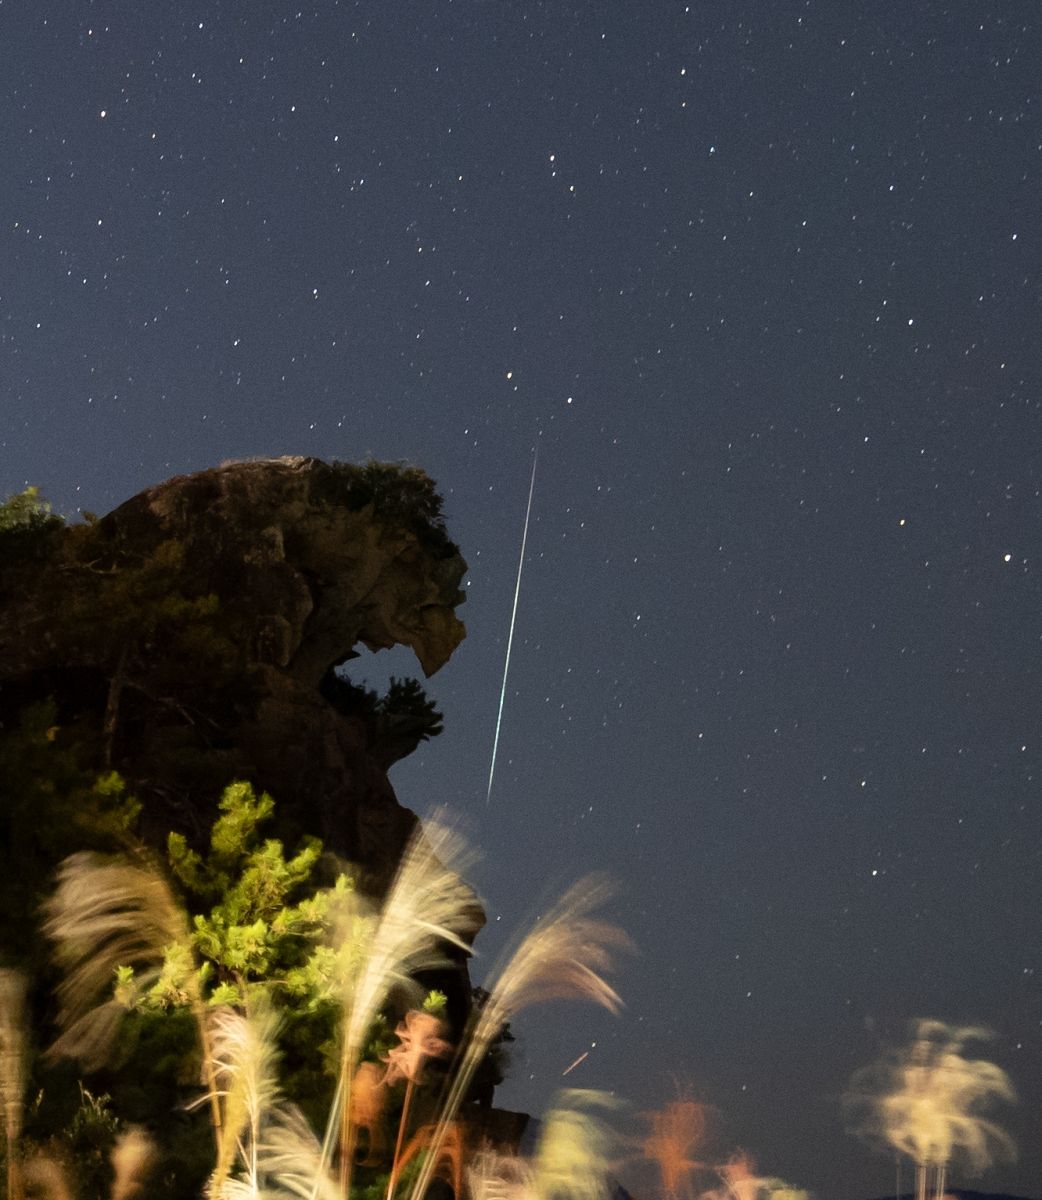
left=3, top=3, right=1041, bottom=1197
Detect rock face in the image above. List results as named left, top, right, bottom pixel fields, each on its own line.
left=0, top=456, right=468, bottom=891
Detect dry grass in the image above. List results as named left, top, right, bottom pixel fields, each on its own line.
left=319, top=816, right=481, bottom=1194
left=406, top=875, right=630, bottom=1200
left=846, top=1018, right=1016, bottom=1186
left=42, top=852, right=223, bottom=1149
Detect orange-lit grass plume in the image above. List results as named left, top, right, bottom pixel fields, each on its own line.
left=625, top=1096, right=712, bottom=1200
left=384, top=1009, right=454, bottom=1200
left=699, top=1151, right=809, bottom=1200
left=397, top=1119, right=469, bottom=1200
left=348, top=1061, right=390, bottom=1167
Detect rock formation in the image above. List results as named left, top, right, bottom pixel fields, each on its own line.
left=0, top=456, right=468, bottom=891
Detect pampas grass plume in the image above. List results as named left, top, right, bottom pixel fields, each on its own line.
left=533, top=1089, right=618, bottom=1200
left=42, top=852, right=190, bottom=1070
left=203, top=1002, right=282, bottom=1198
left=20, top=1158, right=74, bottom=1200
left=324, top=815, right=481, bottom=1190
left=406, top=875, right=629, bottom=1200
left=110, top=1128, right=156, bottom=1200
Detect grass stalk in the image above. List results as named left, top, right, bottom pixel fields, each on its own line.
left=385, top=1077, right=416, bottom=1200
left=42, top=852, right=224, bottom=1156
left=318, top=816, right=479, bottom=1199
left=110, top=1128, right=156, bottom=1200
left=0, top=971, right=26, bottom=1200
left=933, top=1162, right=946, bottom=1200
left=200, top=1002, right=296, bottom=1198
left=406, top=875, right=628, bottom=1200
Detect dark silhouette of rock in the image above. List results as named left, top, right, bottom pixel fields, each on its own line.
left=0, top=456, right=468, bottom=892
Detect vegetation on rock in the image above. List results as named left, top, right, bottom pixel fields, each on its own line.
left=0, top=486, right=64, bottom=563
left=0, top=460, right=466, bottom=905
left=309, top=460, right=455, bottom=555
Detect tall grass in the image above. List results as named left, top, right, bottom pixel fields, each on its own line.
left=20, top=819, right=904, bottom=1200
left=110, top=1128, right=156, bottom=1200
left=531, top=1089, right=618, bottom=1200
left=320, top=816, right=482, bottom=1196
left=463, top=1091, right=617, bottom=1200
left=173, top=838, right=628, bottom=1200
left=405, top=875, right=630, bottom=1200
left=202, top=1003, right=282, bottom=1198
left=42, top=852, right=224, bottom=1148
left=629, top=1098, right=710, bottom=1200
left=845, top=1018, right=1016, bottom=1200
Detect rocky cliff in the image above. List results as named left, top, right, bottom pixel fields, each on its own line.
left=0, top=456, right=468, bottom=891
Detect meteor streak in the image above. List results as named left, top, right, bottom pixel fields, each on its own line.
left=561, top=1050, right=590, bottom=1076
left=486, top=445, right=538, bottom=804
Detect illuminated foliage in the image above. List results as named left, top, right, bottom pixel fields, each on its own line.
left=0, top=486, right=63, bottom=563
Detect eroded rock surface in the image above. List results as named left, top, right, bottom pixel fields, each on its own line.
left=0, top=456, right=468, bottom=889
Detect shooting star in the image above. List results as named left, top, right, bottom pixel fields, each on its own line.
left=486, top=444, right=538, bottom=804
left=561, top=1050, right=590, bottom=1077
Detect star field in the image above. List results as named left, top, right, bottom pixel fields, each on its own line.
left=2, top=4, right=1041, bottom=1198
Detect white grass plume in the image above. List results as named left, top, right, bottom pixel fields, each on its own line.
left=467, top=1151, right=536, bottom=1200
left=203, top=1003, right=283, bottom=1199
left=533, top=1089, right=619, bottom=1200
left=337, top=818, right=480, bottom=1072
left=42, top=851, right=224, bottom=1148
left=407, top=875, right=630, bottom=1200
left=198, top=1004, right=343, bottom=1200
left=466, top=1091, right=619, bottom=1200
left=0, top=969, right=27, bottom=1200
left=320, top=814, right=481, bottom=1189
left=203, top=1180, right=268, bottom=1200
left=255, top=1105, right=341, bottom=1200
left=20, top=1157, right=74, bottom=1200
left=845, top=1018, right=1016, bottom=1177
left=461, top=874, right=628, bottom=1091
left=42, top=852, right=190, bottom=1069
left=110, top=1127, right=156, bottom=1200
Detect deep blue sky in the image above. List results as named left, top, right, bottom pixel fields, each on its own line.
left=3, top=3, right=1040, bottom=1197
